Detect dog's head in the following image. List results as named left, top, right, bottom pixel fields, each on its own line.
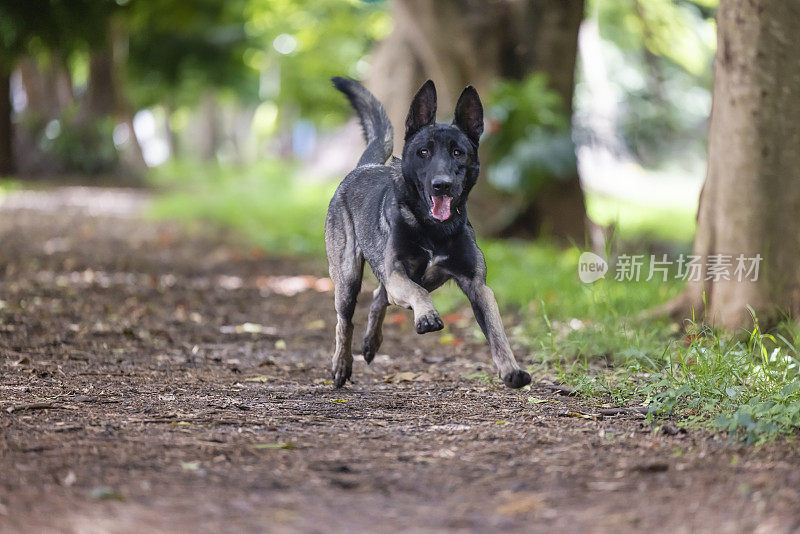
left=400, top=80, right=483, bottom=223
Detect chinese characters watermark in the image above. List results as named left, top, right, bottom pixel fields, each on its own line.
left=578, top=253, right=762, bottom=284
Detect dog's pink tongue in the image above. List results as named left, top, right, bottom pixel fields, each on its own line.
left=431, top=196, right=451, bottom=221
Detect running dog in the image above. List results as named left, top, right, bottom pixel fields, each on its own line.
left=325, top=77, right=531, bottom=389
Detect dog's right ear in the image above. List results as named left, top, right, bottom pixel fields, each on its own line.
left=405, top=80, right=437, bottom=140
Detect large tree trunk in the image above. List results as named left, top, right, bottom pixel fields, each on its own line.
left=0, top=67, right=12, bottom=175
left=662, top=0, right=800, bottom=330
left=368, top=0, right=587, bottom=241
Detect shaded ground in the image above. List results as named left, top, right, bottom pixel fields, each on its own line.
left=2, top=187, right=800, bottom=533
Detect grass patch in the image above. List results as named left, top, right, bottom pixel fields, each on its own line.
left=148, top=160, right=334, bottom=255
left=149, top=161, right=800, bottom=443
left=587, top=193, right=696, bottom=244
left=0, top=178, right=21, bottom=200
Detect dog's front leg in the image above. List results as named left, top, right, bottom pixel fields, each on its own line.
left=457, top=278, right=531, bottom=389
left=384, top=269, right=443, bottom=334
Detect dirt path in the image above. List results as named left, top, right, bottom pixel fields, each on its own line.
left=1, top=187, right=799, bottom=533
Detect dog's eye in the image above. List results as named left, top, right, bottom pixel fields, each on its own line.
left=418, top=148, right=430, bottom=158
left=452, top=148, right=463, bottom=157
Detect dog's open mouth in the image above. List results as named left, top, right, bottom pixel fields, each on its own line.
left=430, top=196, right=452, bottom=221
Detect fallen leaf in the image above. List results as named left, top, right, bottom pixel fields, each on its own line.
left=61, top=471, right=77, bottom=487
left=386, top=371, right=418, bottom=383
left=587, top=481, right=628, bottom=491
left=181, top=461, right=200, bottom=471
left=306, top=319, right=325, bottom=330
left=275, top=339, right=287, bottom=350
left=528, top=397, right=559, bottom=404
left=220, top=323, right=278, bottom=335
left=91, top=486, right=125, bottom=501
left=562, top=411, right=601, bottom=421
left=245, top=376, right=269, bottom=383
left=388, top=313, right=406, bottom=325
left=330, top=399, right=347, bottom=404
left=496, top=493, right=544, bottom=515
left=442, top=312, right=466, bottom=323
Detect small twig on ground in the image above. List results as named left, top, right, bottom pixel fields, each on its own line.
left=597, top=407, right=649, bottom=416
left=5, top=402, right=58, bottom=414
left=543, top=384, right=575, bottom=396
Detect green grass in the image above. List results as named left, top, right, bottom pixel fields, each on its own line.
left=0, top=178, right=21, bottom=199
left=149, top=161, right=800, bottom=443
left=148, top=160, right=335, bottom=255
left=587, top=193, right=696, bottom=244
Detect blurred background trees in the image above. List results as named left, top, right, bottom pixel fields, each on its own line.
left=367, top=0, right=585, bottom=240
left=1, top=0, right=716, bottom=238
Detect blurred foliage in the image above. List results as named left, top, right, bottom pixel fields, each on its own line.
left=245, top=0, right=390, bottom=127
left=16, top=106, right=118, bottom=174
left=484, top=74, right=576, bottom=195
left=596, top=0, right=716, bottom=76
left=41, top=113, right=118, bottom=174
left=589, top=0, right=716, bottom=167
left=126, top=0, right=258, bottom=108
left=1, top=0, right=718, bottom=179
left=0, top=0, right=114, bottom=67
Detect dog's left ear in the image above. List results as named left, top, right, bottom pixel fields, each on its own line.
left=453, top=86, right=484, bottom=146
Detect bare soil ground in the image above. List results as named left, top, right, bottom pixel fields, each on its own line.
left=2, top=187, right=800, bottom=533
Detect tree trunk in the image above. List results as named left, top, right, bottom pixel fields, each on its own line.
left=661, top=0, right=800, bottom=330
left=197, top=91, right=220, bottom=161
left=81, top=51, right=117, bottom=119
left=368, top=0, right=588, bottom=241
left=18, top=56, right=73, bottom=120
left=164, top=102, right=179, bottom=160
left=0, top=67, right=13, bottom=175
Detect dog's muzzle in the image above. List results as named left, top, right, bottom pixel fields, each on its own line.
left=430, top=175, right=453, bottom=221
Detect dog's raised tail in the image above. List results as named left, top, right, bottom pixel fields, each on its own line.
left=332, top=77, right=394, bottom=166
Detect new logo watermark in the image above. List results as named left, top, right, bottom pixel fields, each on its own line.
left=577, top=253, right=762, bottom=284
left=578, top=252, right=608, bottom=283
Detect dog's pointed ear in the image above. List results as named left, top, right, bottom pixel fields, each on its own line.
left=405, top=80, right=437, bottom=140
left=453, top=86, right=484, bottom=145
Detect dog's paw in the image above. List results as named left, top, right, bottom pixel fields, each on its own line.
left=361, top=334, right=382, bottom=364
left=501, top=369, right=532, bottom=389
left=415, top=311, right=444, bottom=334
left=331, top=357, right=353, bottom=388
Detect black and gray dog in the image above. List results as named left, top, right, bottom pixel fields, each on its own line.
left=325, top=77, right=531, bottom=390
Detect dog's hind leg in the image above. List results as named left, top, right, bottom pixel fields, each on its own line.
left=326, top=216, right=364, bottom=388
left=330, top=257, right=363, bottom=388
left=362, top=285, right=388, bottom=363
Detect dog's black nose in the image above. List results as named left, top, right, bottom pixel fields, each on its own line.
left=431, top=176, right=452, bottom=195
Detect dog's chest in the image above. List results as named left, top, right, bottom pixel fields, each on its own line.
left=406, top=245, right=451, bottom=288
